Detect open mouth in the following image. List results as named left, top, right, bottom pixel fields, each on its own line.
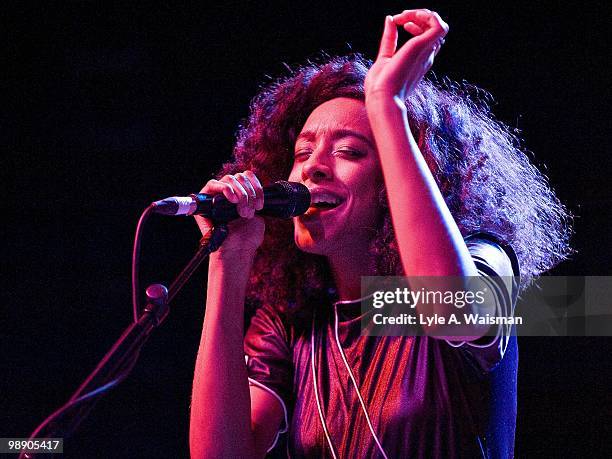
left=300, top=188, right=345, bottom=217
left=310, top=201, right=341, bottom=210
left=303, top=193, right=344, bottom=216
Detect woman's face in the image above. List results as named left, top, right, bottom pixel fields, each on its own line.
left=289, top=97, right=383, bottom=256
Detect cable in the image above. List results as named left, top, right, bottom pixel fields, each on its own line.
left=22, top=203, right=160, bottom=457
left=311, top=294, right=389, bottom=458
left=311, top=309, right=338, bottom=459
left=333, top=303, right=389, bottom=459
left=132, top=204, right=156, bottom=322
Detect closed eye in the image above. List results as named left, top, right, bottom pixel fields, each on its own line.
left=335, top=148, right=365, bottom=158
left=293, top=150, right=312, bottom=162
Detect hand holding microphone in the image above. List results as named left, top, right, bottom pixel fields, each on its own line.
left=153, top=172, right=310, bottom=222
left=152, top=171, right=310, bottom=256
left=195, top=171, right=266, bottom=256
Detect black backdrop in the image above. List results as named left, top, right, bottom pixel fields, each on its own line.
left=4, top=1, right=611, bottom=457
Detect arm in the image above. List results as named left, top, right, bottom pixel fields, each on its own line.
left=364, top=10, right=492, bottom=340
left=189, top=172, right=284, bottom=459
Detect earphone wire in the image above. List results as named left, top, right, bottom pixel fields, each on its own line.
left=333, top=303, right=389, bottom=459
left=311, top=309, right=339, bottom=459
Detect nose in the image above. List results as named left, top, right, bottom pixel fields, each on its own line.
left=302, top=149, right=333, bottom=182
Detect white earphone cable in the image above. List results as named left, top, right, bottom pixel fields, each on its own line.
left=310, top=293, right=389, bottom=459
left=311, top=309, right=339, bottom=459
left=333, top=304, right=389, bottom=459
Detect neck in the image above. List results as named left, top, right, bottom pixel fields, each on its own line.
left=327, top=244, right=377, bottom=301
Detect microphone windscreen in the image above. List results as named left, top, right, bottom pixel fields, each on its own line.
left=269, top=181, right=311, bottom=218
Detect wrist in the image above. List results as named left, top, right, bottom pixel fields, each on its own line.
left=366, top=98, right=409, bottom=135
left=366, top=92, right=407, bottom=115
left=365, top=86, right=402, bottom=101
left=210, top=248, right=257, bottom=265
left=207, top=250, right=255, bottom=302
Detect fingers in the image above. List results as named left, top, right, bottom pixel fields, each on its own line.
left=200, top=170, right=263, bottom=218
left=222, top=174, right=252, bottom=218
left=200, top=179, right=240, bottom=204
left=376, top=15, right=398, bottom=59
left=390, top=9, right=448, bottom=71
left=375, top=9, right=447, bottom=66
left=243, top=170, right=264, bottom=210
left=392, top=9, right=449, bottom=36
left=403, top=21, right=424, bottom=36
left=392, top=9, right=448, bottom=47
left=232, top=172, right=258, bottom=218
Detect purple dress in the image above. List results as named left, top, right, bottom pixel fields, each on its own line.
left=244, top=234, right=520, bottom=458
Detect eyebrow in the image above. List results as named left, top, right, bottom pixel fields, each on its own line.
left=295, top=129, right=375, bottom=150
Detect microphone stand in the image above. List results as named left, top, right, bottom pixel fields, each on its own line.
left=20, top=224, right=228, bottom=458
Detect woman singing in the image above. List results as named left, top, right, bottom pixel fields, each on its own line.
left=189, top=9, right=571, bottom=458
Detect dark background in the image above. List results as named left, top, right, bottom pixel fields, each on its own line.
left=3, top=1, right=611, bottom=457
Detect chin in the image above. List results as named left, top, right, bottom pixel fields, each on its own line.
left=293, top=226, right=336, bottom=256
left=294, top=233, right=325, bottom=255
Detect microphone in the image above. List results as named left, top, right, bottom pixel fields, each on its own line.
left=152, top=180, right=311, bottom=223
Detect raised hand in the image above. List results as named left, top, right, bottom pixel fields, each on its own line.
left=365, top=9, right=448, bottom=101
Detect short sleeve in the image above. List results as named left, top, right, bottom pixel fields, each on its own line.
left=244, top=303, right=292, bottom=451
left=446, top=232, right=521, bottom=372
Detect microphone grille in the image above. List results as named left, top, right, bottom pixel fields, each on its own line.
left=275, top=181, right=311, bottom=218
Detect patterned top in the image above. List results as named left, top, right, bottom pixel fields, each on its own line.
left=244, top=234, right=520, bottom=458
